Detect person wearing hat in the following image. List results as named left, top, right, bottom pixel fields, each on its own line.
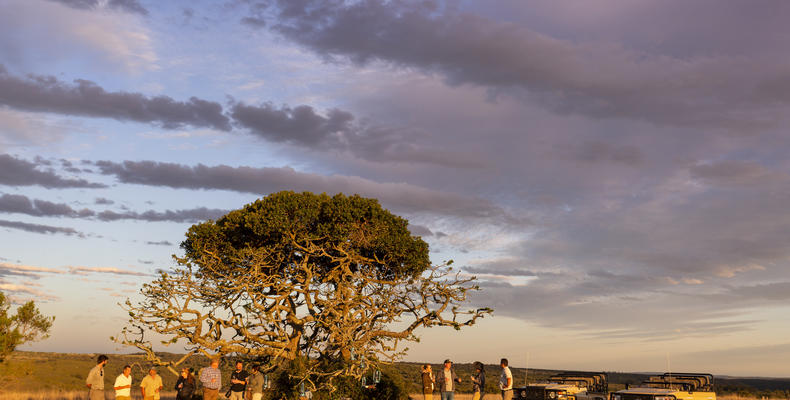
left=435, top=359, right=462, bottom=400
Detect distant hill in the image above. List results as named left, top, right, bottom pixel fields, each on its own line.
left=2, top=352, right=789, bottom=397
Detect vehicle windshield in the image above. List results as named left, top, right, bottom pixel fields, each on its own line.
left=612, top=394, right=677, bottom=400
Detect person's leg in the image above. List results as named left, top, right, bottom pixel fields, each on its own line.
left=504, top=390, right=514, bottom=400
left=473, top=391, right=481, bottom=400
left=203, top=388, right=219, bottom=400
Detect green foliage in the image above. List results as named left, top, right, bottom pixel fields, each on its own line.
left=181, top=191, right=430, bottom=280
left=0, top=291, right=54, bottom=363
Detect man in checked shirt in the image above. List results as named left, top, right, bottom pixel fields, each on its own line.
left=200, top=358, right=222, bottom=400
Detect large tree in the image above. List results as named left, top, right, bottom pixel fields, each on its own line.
left=0, top=291, right=54, bottom=362
left=118, top=191, right=491, bottom=392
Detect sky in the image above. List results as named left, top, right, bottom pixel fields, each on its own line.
left=1, top=0, right=790, bottom=378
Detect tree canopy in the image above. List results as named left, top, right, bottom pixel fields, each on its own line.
left=118, top=191, right=492, bottom=393
left=0, top=291, right=54, bottom=363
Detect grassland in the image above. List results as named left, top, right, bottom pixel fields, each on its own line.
left=1, top=352, right=789, bottom=399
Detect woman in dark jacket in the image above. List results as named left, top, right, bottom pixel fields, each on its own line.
left=175, top=367, right=196, bottom=400
left=421, top=364, right=435, bottom=400
left=471, top=361, right=486, bottom=400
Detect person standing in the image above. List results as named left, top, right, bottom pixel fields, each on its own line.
left=228, top=361, right=249, bottom=400
left=200, top=358, right=222, bottom=400
left=140, top=367, right=163, bottom=400
left=175, top=367, right=196, bottom=400
left=435, top=359, right=462, bottom=400
left=500, top=358, right=513, bottom=400
left=113, top=365, right=133, bottom=400
left=247, top=365, right=265, bottom=400
left=471, top=361, right=486, bottom=400
left=86, top=354, right=108, bottom=400
left=421, top=364, right=435, bottom=400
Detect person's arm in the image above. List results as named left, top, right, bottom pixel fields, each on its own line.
left=140, top=386, right=146, bottom=398
left=86, top=368, right=94, bottom=388
left=114, top=376, right=127, bottom=391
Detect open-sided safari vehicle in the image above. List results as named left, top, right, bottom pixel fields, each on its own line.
left=514, top=372, right=609, bottom=400
left=610, top=373, right=716, bottom=400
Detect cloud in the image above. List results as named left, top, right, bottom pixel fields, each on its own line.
left=67, top=266, right=149, bottom=276
left=231, top=101, right=483, bottom=168
left=0, top=108, right=68, bottom=148
left=263, top=0, right=790, bottom=129
left=146, top=240, right=173, bottom=246
left=0, top=65, right=231, bottom=131
left=0, top=218, right=84, bottom=236
left=96, top=207, right=228, bottom=223
left=0, top=283, right=59, bottom=301
left=93, top=159, right=511, bottom=220
left=0, top=0, right=156, bottom=73
left=0, top=192, right=226, bottom=223
left=231, top=102, right=354, bottom=146
left=0, top=262, right=64, bottom=278
left=0, top=154, right=105, bottom=188
left=690, top=160, right=780, bottom=187
left=47, top=0, right=148, bottom=15
left=0, top=193, right=94, bottom=217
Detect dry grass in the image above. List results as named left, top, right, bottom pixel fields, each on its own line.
left=0, top=390, right=178, bottom=400
left=0, top=392, right=783, bottom=400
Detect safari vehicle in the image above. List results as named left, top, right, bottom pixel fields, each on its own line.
left=513, top=372, right=609, bottom=400
left=610, top=373, right=715, bottom=400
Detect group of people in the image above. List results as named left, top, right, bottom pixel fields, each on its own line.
left=421, top=358, right=513, bottom=400
left=84, top=355, right=267, bottom=400
left=198, top=358, right=267, bottom=400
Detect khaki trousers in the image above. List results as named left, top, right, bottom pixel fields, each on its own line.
left=203, top=387, right=219, bottom=400
left=502, top=389, right=514, bottom=400
left=89, top=389, right=105, bottom=400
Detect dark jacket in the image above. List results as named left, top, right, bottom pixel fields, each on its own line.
left=436, top=368, right=460, bottom=392
left=175, top=376, right=195, bottom=400
left=472, top=370, right=485, bottom=393
left=422, top=372, right=434, bottom=393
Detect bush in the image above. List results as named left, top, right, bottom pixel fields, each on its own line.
left=263, top=358, right=408, bottom=400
